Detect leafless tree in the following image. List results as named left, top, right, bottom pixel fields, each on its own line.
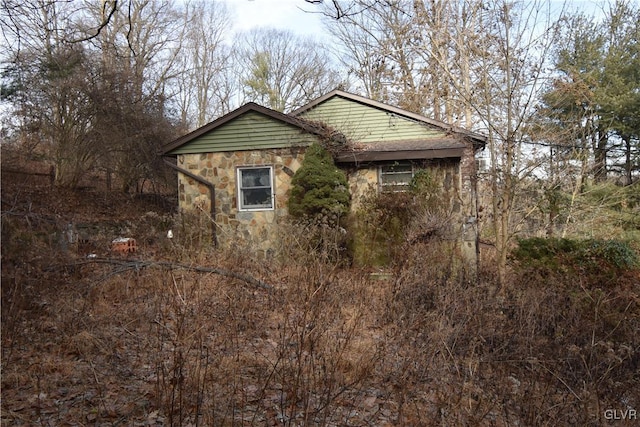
left=1, top=0, right=99, bottom=186
left=1, top=0, right=183, bottom=189
left=171, top=0, right=234, bottom=129
left=82, top=0, right=184, bottom=191
left=321, top=0, right=482, bottom=127
left=466, top=1, right=563, bottom=287
left=234, top=28, right=344, bottom=112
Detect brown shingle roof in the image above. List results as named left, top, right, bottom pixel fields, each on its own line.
left=334, top=138, right=468, bottom=163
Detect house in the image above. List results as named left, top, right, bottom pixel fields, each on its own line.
left=162, top=90, right=486, bottom=261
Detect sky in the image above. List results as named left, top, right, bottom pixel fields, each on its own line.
left=222, top=0, right=614, bottom=38
left=223, top=0, right=327, bottom=38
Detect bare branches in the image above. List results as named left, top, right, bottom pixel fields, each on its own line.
left=234, top=28, right=342, bottom=112
left=68, top=0, right=118, bottom=44
left=305, top=0, right=389, bottom=20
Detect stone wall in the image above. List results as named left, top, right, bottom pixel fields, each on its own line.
left=458, top=144, right=480, bottom=268
left=177, top=148, right=305, bottom=254
left=345, top=159, right=463, bottom=213
left=346, top=167, right=378, bottom=209
left=345, top=156, right=478, bottom=268
left=176, top=143, right=479, bottom=266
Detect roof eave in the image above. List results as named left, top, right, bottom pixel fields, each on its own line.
left=335, top=148, right=465, bottom=163
left=466, top=134, right=487, bottom=151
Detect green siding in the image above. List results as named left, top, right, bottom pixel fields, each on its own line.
left=170, top=111, right=319, bottom=154
left=298, top=96, right=445, bottom=143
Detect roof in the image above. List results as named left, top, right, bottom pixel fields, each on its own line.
left=334, top=139, right=468, bottom=163
left=162, top=102, right=339, bottom=156
left=290, top=89, right=487, bottom=149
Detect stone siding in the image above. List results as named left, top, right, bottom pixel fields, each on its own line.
left=345, top=156, right=478, bottom=267
left=345, top=159, right=464, bottom=213
left=176, top=142, right=479, bottom=265
left=347, top=168, right=378, bottom=209
left=459, top=144, right=480, bottom=266
left=177, top=148, right=305, bottom=253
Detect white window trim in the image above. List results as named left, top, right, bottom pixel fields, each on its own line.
left=237, top=165, right=275, bottom=211
left=378, top=161, right=415, bottom=192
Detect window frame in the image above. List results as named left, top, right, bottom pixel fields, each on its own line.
left=378, top=161, right=415, bottom=193
left=236, top=165, right=275, bottom=211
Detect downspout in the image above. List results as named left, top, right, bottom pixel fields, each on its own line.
left=163, top=158, right=217, bottom=247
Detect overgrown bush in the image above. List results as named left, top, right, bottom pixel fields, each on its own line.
left=276, top=217, right=352, bottom=266
left=541, top=181, right=640, bottom=238
left=287, top=143, right=351, bottom=263
left=512, top=237, right=639, bottom=277
left=4, top=169, right=639, bottom=426
left=351, top=169, right=451, bottom=266
left=350, top=189, right=413, bottom=265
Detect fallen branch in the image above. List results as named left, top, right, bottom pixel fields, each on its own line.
left=157, top=260, right=273, bottom=290
left=52, top=258, right=273, bottom=291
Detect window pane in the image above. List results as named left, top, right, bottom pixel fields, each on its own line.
left=242, top=188, right=272, bottom=208
left=380, top=162, right=413, bottom=192
left=381, top=172, right=413, bottom=185
left=238, top=166, right=273, bottom=210
left=241, top=168, right=270, bottom=188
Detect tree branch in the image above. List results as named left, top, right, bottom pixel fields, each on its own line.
left=68, top=0, right=119, bottom=44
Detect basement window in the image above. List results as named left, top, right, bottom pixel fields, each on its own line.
left=237, top=166, right=274, bottom=210
left=379, top=162, right=414, bottom=192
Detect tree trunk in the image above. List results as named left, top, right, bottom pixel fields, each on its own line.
left=623, top=134, right=632, bottom=185
left=593, top=128, right=608, bottom=182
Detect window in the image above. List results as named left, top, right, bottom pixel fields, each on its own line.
left=237, top=166, right=274, bottom=210
left=379, top=162, right=414, bottom=192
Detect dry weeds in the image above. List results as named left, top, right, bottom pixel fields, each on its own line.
left=2, top=176, right=639, bottom=426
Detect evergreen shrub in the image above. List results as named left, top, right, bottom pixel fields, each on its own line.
left=512, top=237, right=639, bottom=273
left=288, top=142, right=350, bottom=225
left=287, top=143, right=351, bottom=262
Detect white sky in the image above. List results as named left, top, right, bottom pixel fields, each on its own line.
left=221, top=0, right=612, bottom=44
left=224, top=0, right=327, bottom=38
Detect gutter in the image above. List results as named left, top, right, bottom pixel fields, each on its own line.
left=163, top=158, right=217, bottom=247
left=335, top=148, right=465, bottom=163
